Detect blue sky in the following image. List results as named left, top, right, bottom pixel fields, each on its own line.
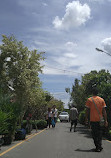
left=1, top=0, right=111, bottom=108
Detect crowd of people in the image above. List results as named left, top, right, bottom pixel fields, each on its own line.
left=45, top=105, right=58, bottom=128
left=45, top=104, right=78, bottom=132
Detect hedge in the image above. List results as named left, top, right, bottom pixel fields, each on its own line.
left=22, top=120, right=47, bottom=130
left=79, top=110, right=86, bottom=125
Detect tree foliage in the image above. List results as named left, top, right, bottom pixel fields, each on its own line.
left=67, top=69, right=111, bottom=124
left=0, top=35, right=65, bottom=125
left=48, top=98, right=64, bottom=112
left=0, top=35, right=45, bottom=120
left=0, top=89, right=20, bottom=136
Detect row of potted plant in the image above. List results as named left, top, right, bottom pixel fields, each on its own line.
left=0, top=119, right=47, bottom=146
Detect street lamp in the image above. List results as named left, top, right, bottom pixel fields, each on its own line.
left=95, top=48, right=111, bottom=57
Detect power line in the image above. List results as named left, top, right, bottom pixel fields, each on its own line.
left=45, top=65, right=84, bottom=75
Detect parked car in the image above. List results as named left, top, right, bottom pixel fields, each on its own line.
left=59, top=112, right=69, bottom=122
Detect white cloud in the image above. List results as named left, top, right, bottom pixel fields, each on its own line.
left=101, top=37, right=111, bottom=54
left=64, top=53, right=77, bottom=58
left=88, top=0, right=110, bottom=2
left=65, top=41, right=77, bottom=51
left=53, top=55, right=77, bottom=67
left=50, top=92, right=70, bottom=108
left=65, top=41, right=77, bottom=47
left=42, top=65, right=65, bottom=75
left=53, top=1, right=91, bottom=30
left=88, top=0, right=104, bottom=2
left=32, top=39, right=80, bottom=75
left=42, top=2, right=48, bottom=7
left=52, top=92, right=70, bottom=108
left=31, top=12, right=39, bottom=16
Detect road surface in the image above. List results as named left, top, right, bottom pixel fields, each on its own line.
left=0, top=123, right=111, bottom=158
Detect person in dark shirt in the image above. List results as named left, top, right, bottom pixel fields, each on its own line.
left=70, top=104, right=78, bottom=132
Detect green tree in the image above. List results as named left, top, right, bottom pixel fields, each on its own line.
left=67, top=69, right=111, bottom=123
left=66, top=79, right=85, bottom=111
left=82, top=70, right=111, bottom=96
left=0, top=35, right=45, bottom=121
left=0, top=89, right=20, bottom=140
left=48, top=98, right=64, bottom=112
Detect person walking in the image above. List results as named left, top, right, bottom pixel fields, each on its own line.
left=51, top=111, right=55, bottom=128
left=47, top=108, right=52, bottom=128
left=85, top=87, right=108, bottom=152
left=45, top=110, right=49, bottom=128
left=52, top=105, right=58, bottom=127
left=70, top=104, right=78, bottom=132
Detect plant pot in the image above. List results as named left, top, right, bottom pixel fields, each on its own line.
left=2, top=135, right=12, bottom=145
left=15, top=129, right=26, bottom=140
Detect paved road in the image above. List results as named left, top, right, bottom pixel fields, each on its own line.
left=0, top=123, right=111, bottom=158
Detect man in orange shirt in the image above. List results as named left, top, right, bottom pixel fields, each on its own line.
left=85, top=87, right=108, bottom=152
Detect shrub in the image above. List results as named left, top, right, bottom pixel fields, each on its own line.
left=21, top=119, right=47, bottom=131
left=109, top=130, right=111, bottom=135
left=37, top=120, right=47, bottom=129
left=31, top=120, right=39, bottom=129
left=21, top=120, right=27, bottom=129
left=21, top=120, right=32, bottom=134
left=0, top=110, right=18, bottom=135
left=0, top=91, right=21, bottom=145
left=79, top=110, right=86, bottom=125
left=0, top=111, right=9, bottom=135
left=0, top=110, right=17, bottom=145
left=105, top=129, right=111, bottom=141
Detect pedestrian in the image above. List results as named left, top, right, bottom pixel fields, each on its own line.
left=45, top=110, right=49, bottom=128
left=70, top=104, right=78, bottom=132
left=51, top=111, right=55, bottom=128
left=47, top=108, right=52, bottom=128
left=85, top=87, right=108, bottom=152
left=52, top=105, right=58, bottom=127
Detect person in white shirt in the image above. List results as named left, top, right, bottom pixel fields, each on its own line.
left=46, top=108, right=52, bottom=128
left=52, top=105, right=58, bottom=127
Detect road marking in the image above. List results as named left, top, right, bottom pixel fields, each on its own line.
left=105, top=139, right=111, bottom=143
left=0, top=129, right=46, bottom=157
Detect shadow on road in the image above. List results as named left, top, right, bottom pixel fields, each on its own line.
left=66, top=124, right=92, bottom=138
left=75, top=148, right=96, bottom=152
left=77, top=125, right=92, bottom=138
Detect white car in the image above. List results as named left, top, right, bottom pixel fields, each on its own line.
left=59, top=112, right=69, bottom=122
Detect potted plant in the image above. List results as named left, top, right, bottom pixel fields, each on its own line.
left=0, top=110, right=18, bottom=145
left=0, top=93, right=20, bottom=145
